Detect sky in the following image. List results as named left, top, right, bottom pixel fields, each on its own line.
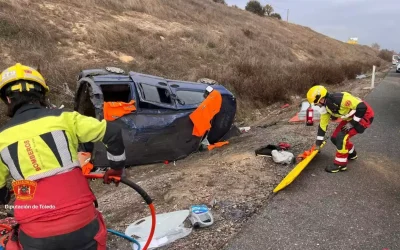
left=225, top=0, right=400, bottom=52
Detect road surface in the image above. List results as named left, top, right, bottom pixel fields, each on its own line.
left=224, top=68, right=400, bottom=250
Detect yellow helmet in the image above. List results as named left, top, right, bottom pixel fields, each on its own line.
left=306, top=85, right=327, bottom=104
left=0, top=63, right=49, bottom=96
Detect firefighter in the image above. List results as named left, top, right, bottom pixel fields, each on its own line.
left=0, top=63, right=126, bottom=249
left=306, top=85, right=374, bottom=173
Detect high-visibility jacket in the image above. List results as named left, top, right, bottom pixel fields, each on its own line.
left=317, top=92, right=373, bottom=140
left=0, top=104, right=126, bottom=234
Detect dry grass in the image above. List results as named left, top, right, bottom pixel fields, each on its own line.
left=0, top=0, right=389, bottom=124
left=197, top=57, right=381, bottom=108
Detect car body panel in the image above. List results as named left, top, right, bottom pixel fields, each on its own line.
left=74, top=67, right=237, bottom=167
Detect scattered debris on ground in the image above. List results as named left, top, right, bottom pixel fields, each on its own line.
left=356, top=74, right=367, bottom=79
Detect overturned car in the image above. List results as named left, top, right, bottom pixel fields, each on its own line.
left=73, top=67, right=237, bottom=167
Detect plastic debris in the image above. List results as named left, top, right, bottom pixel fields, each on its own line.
left=356, top=74, right=367, bottom=79
left=281, top=104, right=290, bottom=108
left=239, top=127, right=251, bottom=133
left=125, top=210, right=192, bottom=250
left=271, top=150, right=295, bottom=165
left=199, top=137, right=211, bottom=151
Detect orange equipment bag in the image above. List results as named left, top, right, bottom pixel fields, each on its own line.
left=103, top=100, right=136, bottom=121
left=189, top=90, right=222, bottom=137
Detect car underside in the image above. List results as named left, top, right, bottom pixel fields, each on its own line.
left=74, top=67, right=237, bottom=167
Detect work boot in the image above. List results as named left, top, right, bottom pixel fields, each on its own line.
left=348, top=150, right=358, bottom=160
left=325, top=164, right=347, bottom=173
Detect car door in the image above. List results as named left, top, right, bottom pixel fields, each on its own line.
left=167, top=80, right=207, bottom=110
left=130, top=73, right=177, bottom=110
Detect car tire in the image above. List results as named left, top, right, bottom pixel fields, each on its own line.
left=207, top=95, right=237, bottom=144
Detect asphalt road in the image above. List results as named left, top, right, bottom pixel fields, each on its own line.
left=224, top=68, right=400, bottom=250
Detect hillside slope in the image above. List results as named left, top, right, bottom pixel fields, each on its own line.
left=0, top=0, right=386, bottom=120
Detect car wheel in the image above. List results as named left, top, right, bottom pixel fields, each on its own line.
left=207, top=95, right=236, bottom=144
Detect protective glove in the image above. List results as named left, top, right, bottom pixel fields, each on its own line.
left=315, top=139, right=324, bottom=151
left=341, top=122, right=354, bottom=133
left=103, top=168, right=124, bottom=186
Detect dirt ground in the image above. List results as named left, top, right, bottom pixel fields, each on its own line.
left=85, top=67, right=390, bottom=250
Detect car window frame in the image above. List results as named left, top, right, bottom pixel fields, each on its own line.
left=135, top=81, right=177, bottom=109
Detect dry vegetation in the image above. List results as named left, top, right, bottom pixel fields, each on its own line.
left=378, top=49, right=395, bottom=62
left=0, top=0, right=390, bottom=122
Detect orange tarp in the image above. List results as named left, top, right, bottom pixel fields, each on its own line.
left=208, top=141, right=229, bottom=151
left=78, top=152, right=94, bottom=175
left=189, top=90, right=222, bottom=137
left=103, top=100, right=136, bottom=121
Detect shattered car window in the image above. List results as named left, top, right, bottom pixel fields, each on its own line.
left=176, top=90, right=205, bottom=105
left=100, top=84, right=131, bottom=102
left=140, top=83, right=172, bottom=104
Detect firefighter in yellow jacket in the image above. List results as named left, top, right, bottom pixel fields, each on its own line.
left=0, top=63, right=126, bottom=249
left=306, top=85, right=374, bottom=173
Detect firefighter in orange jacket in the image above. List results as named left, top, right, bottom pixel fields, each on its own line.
left=0, top=63, right=126, bottom=250
left=306, top=85, right=374, bottom=173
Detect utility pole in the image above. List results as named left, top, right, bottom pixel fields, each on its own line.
left=287, top=9, right=289, bottom=22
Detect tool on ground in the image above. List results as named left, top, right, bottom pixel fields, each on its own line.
left=0, top=173, right=156, bottom=250
left=188, top=205, right=214, bottom=228
left=273, top=140, right=326, bottom=193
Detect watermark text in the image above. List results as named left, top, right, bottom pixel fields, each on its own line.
left=4, top=204, right=56, bottom=210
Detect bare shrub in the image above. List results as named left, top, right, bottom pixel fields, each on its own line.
left=378, top=49, right=394, bottom=62
left=242, top=29, right=254, bottom=39
left=213, top=0, right=226, bottom=4
left=197, top=56, right=380, bottom=107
